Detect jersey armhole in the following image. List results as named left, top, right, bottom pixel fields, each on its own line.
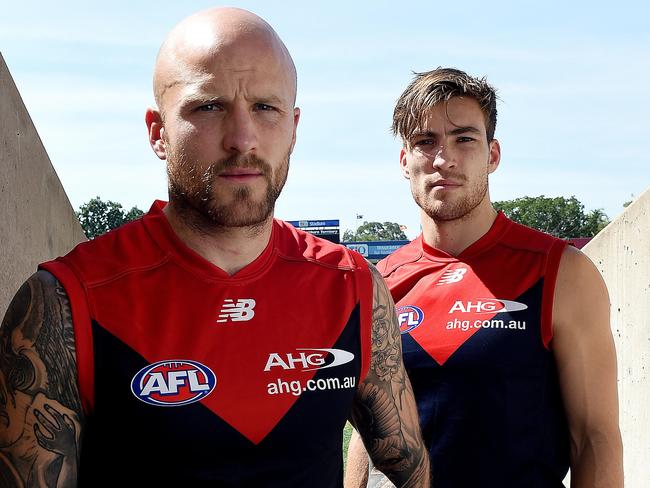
left=349, top=251, right=373, bottom=381
left=39, top=259, right=95, bottom=415
left=541, top=240, right=569, bottom=350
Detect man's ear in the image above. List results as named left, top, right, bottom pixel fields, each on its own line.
left=145, top=107, right=167, bottom=160
left=487, top=139, right=501, bottom=174
left=400, top=147, right=410, bottom=179
left=289, top=107, right=301, bottom=153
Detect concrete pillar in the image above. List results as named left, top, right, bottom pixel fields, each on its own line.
left=583, top=187, right=650, bottom=487
left=0, top=52, right=86, bottom=318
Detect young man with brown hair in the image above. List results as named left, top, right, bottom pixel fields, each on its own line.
left=346, top=68, right=623, bottom=488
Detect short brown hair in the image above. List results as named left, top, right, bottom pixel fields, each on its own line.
left=392, top=67, right=498, bottom=145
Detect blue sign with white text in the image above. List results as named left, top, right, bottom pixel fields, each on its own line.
left=287, top=219, right=340, bottom=228
left=344, top=240, right=410, bottom=261
left=287, top=219, right=341, bottom=243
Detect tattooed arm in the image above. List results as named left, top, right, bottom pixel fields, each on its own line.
left=348, top=264, right=428, bottom=488
left=0, top=271, right=84, bottom=488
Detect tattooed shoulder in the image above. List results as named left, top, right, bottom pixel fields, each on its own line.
left=350, top=262, right=429, bottom=488
left=0, top=271, right=83, bottom=488
left=368, top=264, right=402, bottom=382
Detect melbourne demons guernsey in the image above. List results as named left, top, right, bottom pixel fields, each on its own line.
left=378, top=212, right=570, bottom=487
left=40, top=201, right=373, bottom=487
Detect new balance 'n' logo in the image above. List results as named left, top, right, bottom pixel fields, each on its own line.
left=217, top=299, right=256, bottom=323
left=437, top=268, right=467, bottom=285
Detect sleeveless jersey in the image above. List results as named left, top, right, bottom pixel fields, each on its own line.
left=40, top=201, right=373, bottom=487
left=377, top=212, right=569, bottom=487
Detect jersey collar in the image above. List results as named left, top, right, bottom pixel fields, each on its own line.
left=142, top=200, right=277, bottom=282
left=419, top=211, right=512, bottom=262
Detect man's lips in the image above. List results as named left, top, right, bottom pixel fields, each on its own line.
left=218, top=168, right=264, bottom=181
left=430, top=179, right=462, bottom=189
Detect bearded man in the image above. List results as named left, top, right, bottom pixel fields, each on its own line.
left=0, top=8, right=428, bottom=487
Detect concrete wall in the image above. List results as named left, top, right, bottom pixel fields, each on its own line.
left=0, top=53, right=86, bottom=319
left=583, top=188, right=650, bottom=487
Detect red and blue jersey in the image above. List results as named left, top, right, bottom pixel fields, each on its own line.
left=378, top=213, right=569, bottom=487
left=40, top=201, right=373, bottom=487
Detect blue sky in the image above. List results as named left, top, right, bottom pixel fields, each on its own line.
left=2, top=0, right=648, bottom=238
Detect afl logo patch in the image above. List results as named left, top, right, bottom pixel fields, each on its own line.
left=397, top=305, right=425, bottom=334
left=131, top=360, right=216, bottom=407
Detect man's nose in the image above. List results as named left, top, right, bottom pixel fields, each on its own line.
left=222, top=106, right=257, bottom=154
left=431, top=144, right=455, bottom=170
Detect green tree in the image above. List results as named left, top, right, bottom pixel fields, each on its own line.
left=77, top=196, right=144, bottom=239
left=343, top=221, right=407, bottom=242
left=493, top=195, right=609, bottom=238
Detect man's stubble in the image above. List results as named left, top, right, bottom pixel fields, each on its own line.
left=413, top=165, right=489, bottom=223
left=166, top=144, right=290, bottom=234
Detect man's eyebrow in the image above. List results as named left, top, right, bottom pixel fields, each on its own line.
left=255, top=95, right=284, bottom=106
left=410, top=126, right=481, bottom=138
left=449, top=126, right=481, bottom=135
left=179, top=92, right=223, bottom=105
left=410, top=130, right=436, bottom=139
left=178, top=92, right=287, bottom=108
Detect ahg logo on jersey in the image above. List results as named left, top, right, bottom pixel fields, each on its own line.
left=448, top=299, right=528, bottom=314
left=217, top=298, right=256, bottom=323
left=397, top=305, right=425, bottom=334
left=131, top=360, right=216, bottom=407
left=436, top=268, right=467, bottom=285
left=264, top=348, right=354, bottom=372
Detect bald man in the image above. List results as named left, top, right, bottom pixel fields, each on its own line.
left=0, top=7, right=428, bottom=488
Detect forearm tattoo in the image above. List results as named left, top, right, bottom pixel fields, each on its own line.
left=0, top=271, right=83, bottom=488
left=351, top=265, right=428, bottom=488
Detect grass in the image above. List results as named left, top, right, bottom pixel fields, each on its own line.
left=343, top=422, right=353, bottom=469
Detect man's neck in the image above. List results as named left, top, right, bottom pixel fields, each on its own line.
left=421, top=199, right=497, bottom=257
left=163, top=202, right=274, bottom=276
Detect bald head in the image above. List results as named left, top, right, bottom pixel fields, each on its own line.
left=153, top=7, right=297, bottom=112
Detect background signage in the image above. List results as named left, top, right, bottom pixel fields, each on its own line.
left=344, top=240, right=409, bottom=262
left=287, top=219, right=340, bottom=243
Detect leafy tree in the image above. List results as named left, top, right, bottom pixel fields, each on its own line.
left=343, top=221, right=407, bottom=242
left=77, top=196, right=144, bottom=239
left=124, top=206, right=145, bottom=222
left=493, top=195, right=609, bottom=238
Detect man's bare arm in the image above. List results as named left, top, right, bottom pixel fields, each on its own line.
left=349, top=264, right=428, bottom=488
left=0, top=271, right=84, bottom=488
left=345, top=429, right=370, bottom=487
left=553, top=247, right=623, bottom=488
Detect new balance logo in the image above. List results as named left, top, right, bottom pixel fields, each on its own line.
left=217, top=299, right=256, bottom=323
left=437, top=267, right=467, bottom=285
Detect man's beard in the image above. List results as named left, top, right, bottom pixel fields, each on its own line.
left=166, top=148, right=290, bottom=232
left=413, top=171, right=488, bottom=222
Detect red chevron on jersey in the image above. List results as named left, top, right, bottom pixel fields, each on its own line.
left=77, top=259, right=350, bottom=445
left=378, top=212, right=570, bottom=487
left=379, top=212, right=565, bottom=366
left=40, top=201, right=374, bottom=484
left=402, top=263, right=535, bottom=365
